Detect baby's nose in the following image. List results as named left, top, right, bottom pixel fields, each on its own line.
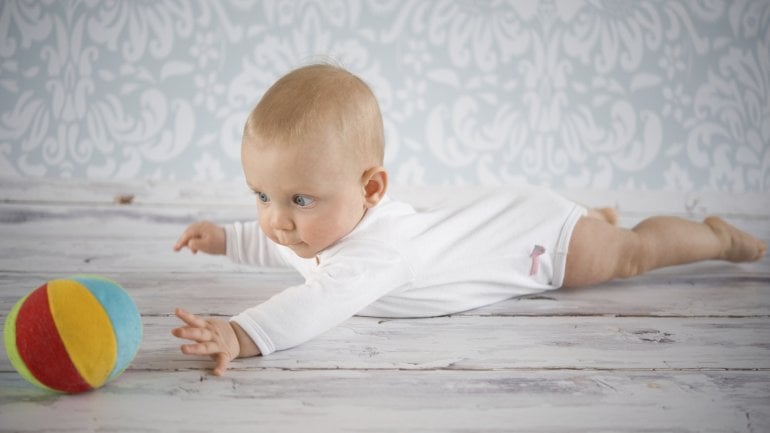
left=269, top=207, right=294, bottom=231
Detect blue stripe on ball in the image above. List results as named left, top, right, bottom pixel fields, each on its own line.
left=71, top=276, right=143, bottom=380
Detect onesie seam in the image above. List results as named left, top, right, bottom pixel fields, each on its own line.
left=551, top=204, right=587, bottom=288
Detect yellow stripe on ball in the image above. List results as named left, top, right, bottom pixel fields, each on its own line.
left=47, top=279, right=117, bottom=388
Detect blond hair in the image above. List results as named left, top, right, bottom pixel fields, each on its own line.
left=243, top=64, right=384, bottom=168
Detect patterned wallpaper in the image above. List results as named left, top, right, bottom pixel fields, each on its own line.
left=1, top=1, right=768, bottom=192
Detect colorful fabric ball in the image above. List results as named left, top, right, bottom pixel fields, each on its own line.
left=3, top=276, right=143, bottom=393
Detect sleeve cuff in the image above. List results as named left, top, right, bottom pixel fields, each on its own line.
left=223, top=223, right=242, bottom=263
left=230, top=312, right=276, bottom=356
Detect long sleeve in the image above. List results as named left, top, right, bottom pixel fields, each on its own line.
left=224, top=221, right=292, bottom=268
left=230, top=240, right=413, bottom=356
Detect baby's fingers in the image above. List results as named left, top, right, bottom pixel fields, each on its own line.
left=175, top=308, right=208, bottom=328
left=173, top=231, right=196, bottom=252
left=174, top=223, right=206, bottom=252
left=180, top=340, right=221, bottom=356
left=172, top=326, right=213, bottom=342
left=212, top=353, right=231, bottom=376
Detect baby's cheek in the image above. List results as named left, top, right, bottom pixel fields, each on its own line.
left=308, top=225, right=337, bottom=247
left=258, top=219, right=277, bottom=243
left=307, top=219, right=347, bottom=248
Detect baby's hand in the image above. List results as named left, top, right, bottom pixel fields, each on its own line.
left=171, top=308, right=240, bottom=376
left=174, top=221, right=226, bottom=255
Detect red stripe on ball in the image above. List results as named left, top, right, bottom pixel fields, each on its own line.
left=15, top=284, right=92, bottom=393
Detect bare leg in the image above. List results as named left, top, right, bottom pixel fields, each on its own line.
left=703, top=217, right=767, bottom=262
left=588, top=207, right=618, bottom=225
left=562, top=215, right=766, bottom=288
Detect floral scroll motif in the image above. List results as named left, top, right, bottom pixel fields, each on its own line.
left=0, top=0, right=766, bottom=192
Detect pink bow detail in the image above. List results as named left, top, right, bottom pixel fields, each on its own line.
left=529, top=245, right=546, bottom=276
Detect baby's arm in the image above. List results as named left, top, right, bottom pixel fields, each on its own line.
left=171, top=308, right=260, bottom=376
left=175, top=220, right=292, bottom=268
left=174, top=221, right=226, bottom=255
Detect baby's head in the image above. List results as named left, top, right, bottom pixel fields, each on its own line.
left=240, top=64, right=388, bottom=258
left=244, top=63, right=385, bottom=171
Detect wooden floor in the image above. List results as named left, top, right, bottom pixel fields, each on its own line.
left=0, top=178, right=768, bottom=433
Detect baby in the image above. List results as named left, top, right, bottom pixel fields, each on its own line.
left=172, top=64, right=766, bottom=376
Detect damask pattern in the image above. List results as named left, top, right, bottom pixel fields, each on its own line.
left=1, top=0, right=768, bottom=192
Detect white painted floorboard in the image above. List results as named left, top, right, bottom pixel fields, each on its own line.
left=0, top=178, right=768, bottom=433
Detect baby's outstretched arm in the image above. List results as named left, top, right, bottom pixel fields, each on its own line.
left=171, top=308, right=260, bottom=376
left=174, top=221, right=226, bottom=255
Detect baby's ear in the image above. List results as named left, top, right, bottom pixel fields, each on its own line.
left=362, top=167, right=388, bottom=208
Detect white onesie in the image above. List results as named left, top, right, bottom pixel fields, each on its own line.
left=228, top=185, right=586, bottom=355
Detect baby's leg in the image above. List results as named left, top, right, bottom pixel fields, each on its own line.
left=562, top=215, right=766, bottom=288
left=588, top=207, right=618, bottom=225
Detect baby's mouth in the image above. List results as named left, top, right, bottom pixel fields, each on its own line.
left=271, top=234, right=302, bottom=248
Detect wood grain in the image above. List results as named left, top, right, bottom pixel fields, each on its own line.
left=0, top=178, right=768, bottom=432
left=1, top=370, right=767, bottom=433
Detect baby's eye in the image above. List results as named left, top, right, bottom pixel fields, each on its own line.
left=292, top=195, right=315, bottom=207
left=255, top=192, right=270, bottom=203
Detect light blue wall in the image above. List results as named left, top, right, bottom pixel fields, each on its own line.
left=1, top=1, right=768, bottom=192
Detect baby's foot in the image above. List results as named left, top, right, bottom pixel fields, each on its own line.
left=704, top=217, right=767, bottom=262
left=589, top=207, right=619, bottom=226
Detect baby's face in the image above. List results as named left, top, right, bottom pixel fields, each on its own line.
left=241, top=139, right=368, bottom=259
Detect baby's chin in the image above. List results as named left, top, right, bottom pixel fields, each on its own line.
left=288, top=243, right=322, bottom=259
